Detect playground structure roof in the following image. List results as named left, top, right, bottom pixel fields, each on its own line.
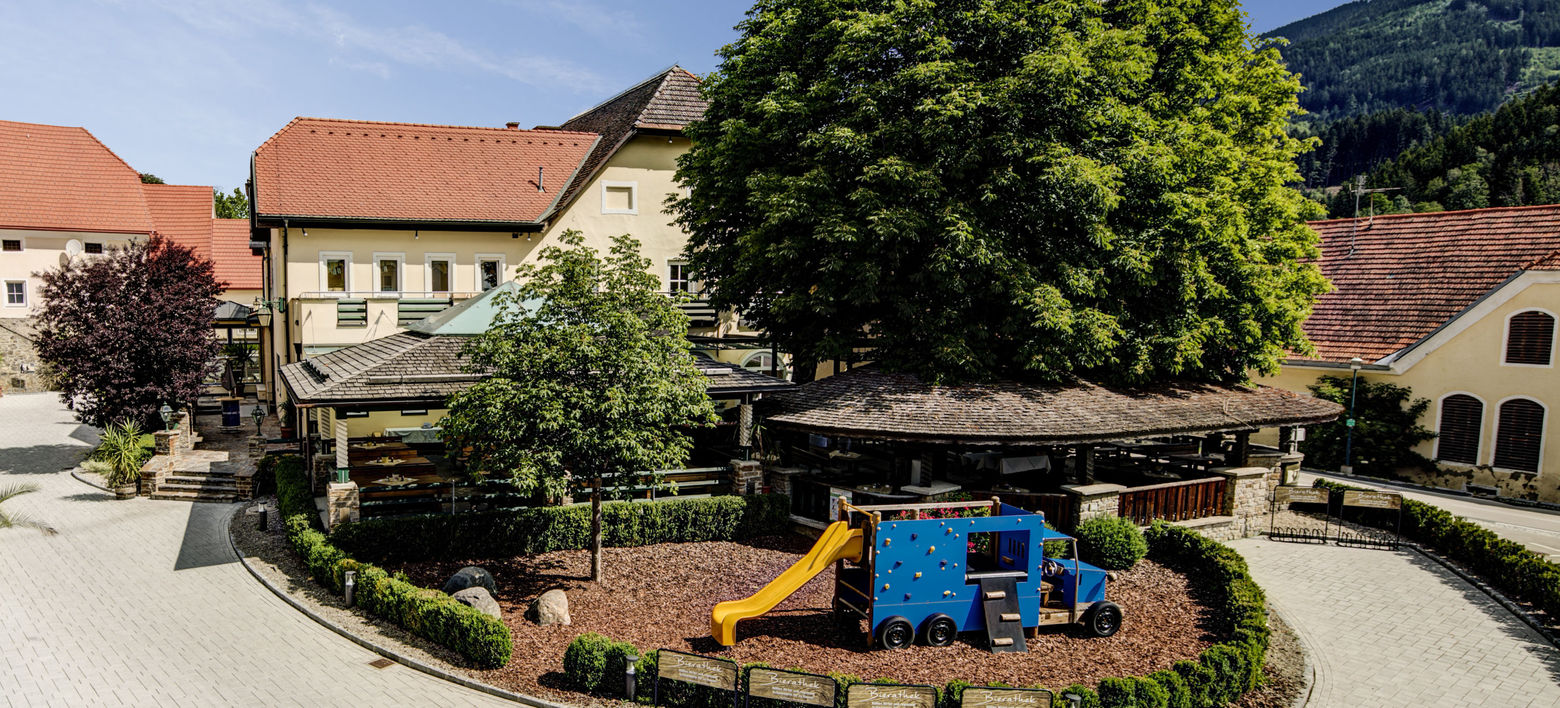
left=764, top=367, right=1342, bottom=446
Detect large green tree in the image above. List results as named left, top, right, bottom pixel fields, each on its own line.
left=674, top=0, right=1327, bottom=384
left=442, top=231, right=717, bottom=581
left=213, top=187, right=248, bottom=219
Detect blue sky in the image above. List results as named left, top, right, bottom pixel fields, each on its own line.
left=0, top=0, right=1346, bottom=193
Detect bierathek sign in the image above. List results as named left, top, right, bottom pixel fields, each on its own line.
left=746, top=668, right=836, bottom=707
left=961, top=686, right=1053, bottom=708
left=657, top=650, right=738, bottom=691
left=1273, top=486, right=1329, bottom=505
left=846, top=683, right=938, bottom=708
left=1341, top=490, right=1402, bottom=510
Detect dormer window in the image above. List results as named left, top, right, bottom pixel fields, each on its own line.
left=1504, top=309, right=1555, bottom=366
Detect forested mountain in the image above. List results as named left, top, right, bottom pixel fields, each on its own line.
left=1323, top=82, right=1560, bottom=216
left=1292, top=108, right=1464, bottom=188
left=1268, top=0, right=1560, bottom=121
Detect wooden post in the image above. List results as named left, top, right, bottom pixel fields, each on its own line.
left=1231, top=432, right=1251, bottom=467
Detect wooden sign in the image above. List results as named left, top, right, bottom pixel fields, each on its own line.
left=846, top=684, right=939, bottom=708
left=747, top=668, right=836, bottom=707
left=961, top=687, right=1053, bottom=708
left=656, top=650, right=738, bottom=691
left=1274, top=487, right=1329, bottom=505
left=1341, top=490, right=1401, bottom=510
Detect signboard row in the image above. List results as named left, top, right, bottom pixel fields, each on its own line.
left=655, top=650, right=1053, bottom=708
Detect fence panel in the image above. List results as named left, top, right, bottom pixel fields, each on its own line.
left=1117, top=476, right=1226, bottom=525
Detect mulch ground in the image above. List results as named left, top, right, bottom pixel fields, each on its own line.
left=389, top=536, right=1228, bottom=700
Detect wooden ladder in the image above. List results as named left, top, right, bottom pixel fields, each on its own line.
left=978, top=577, right=1027, bottom=653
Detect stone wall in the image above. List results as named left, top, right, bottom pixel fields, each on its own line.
left=1210, top=466, right=1272, bottom=535
left=1062, top=483, right=1126, bottom=523
left=1375, top=464, right=1559, bottom=504
left=325, top=481, right=359, bottom=530
left=730, top=459, right=763, bottom=495
left=0, top=319, right=50, bottom=393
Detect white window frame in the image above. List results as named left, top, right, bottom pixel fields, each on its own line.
left=1492, top=395, right=1548, bottom=474
left=600, top=180, right=639, bottom=215
left=372, top=252, right=405, bottom=295
left=1500, top=307, right=1557, bottom=368
left=668, top=260, right=692, bottom=293
left=1432, top=391, right=1486, bottom=467
left=318, top=251, right=353, bottom=294
left=0, top=236, right=23, bottom=253
left=475, top=254, right=506, bottom=291
left=3, top=279, right=26, bottom=307
left=424, top=253, right=456, bottom=294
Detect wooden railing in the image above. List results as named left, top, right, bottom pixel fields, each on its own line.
left=971, top=491, right=1075, bottom=531
left=1118, top=476, right=1227, bottom=525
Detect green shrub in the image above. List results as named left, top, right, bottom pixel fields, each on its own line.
left=1059, top=684, right=1101, bottom=708
left=93, top=420, right=150, bottom=486
left=1314, top=479, right=1560, bottom=620
left=1172, top=660, right=1214, bottom=707
left=272, top=457, right=512, bottom=668
left=1075, top=516, right=1148, bottom=570
left=1096, top=677, right=1134, bottom=706
left=1147, top=670, right=1190, bottom=708
left=563, top=632, right=613, bottom=692
left=329, top=493, right=791, bottom=563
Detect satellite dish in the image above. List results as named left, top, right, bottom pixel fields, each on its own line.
left=64, top=239, right=84, bottom=257
left=59, top=252, right=71, bottom=267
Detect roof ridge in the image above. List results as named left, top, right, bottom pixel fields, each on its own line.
left=286, top=116, right=596, bottom=136
left=1307, top=202, right=1560, bottom=226
left=561, top=65, right=680, bottom=125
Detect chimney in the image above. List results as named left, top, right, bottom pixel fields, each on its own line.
left=505, top=122, right=520, bottom=130
left=538, top=166, right=545, bottom=192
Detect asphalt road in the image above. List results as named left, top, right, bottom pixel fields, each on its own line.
left=1298, top=470, right=1560, bottom=560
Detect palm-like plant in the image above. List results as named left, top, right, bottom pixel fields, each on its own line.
left=93, top=420, right=150, bottom=487
left=0, top=484, right=57, bottom=535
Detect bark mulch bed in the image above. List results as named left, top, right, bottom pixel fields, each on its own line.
left=389, top=536, right=1229, bottom=701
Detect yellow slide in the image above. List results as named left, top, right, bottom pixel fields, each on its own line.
left=711, top=520, right=864, bottom=645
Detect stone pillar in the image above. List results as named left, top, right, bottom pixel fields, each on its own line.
left=311, top=454, right=334, bottom=495
left=153, top=430, right=180, bottom=456
left=325, top=481, right=359, bottom=530
left=1210, top=466, right=1270, bottom=538
left=174, top=412, right=194, bottom=449
left=138, top=457, right=162, bottom=497
left=1061, top=483, right=1126, bottom=526
left=765, top=466, right=803, bottom=501
left=730, top=459, right=763, bottom=495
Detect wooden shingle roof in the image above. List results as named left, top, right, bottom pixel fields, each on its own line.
left=764, top=367, right=1342, bottom=445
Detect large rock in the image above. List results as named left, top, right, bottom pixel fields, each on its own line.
left=451, top=587, right=501, bottom=619
left=526, top=588, right=571, bottom=626
left=442, top=566, right=497, bottom=596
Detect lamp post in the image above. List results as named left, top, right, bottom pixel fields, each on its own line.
left=159, top=403, right=173, bottom=431
left=1341, top=356, right=1363, bottom=474
left=251, top=403, right=266, bottom=434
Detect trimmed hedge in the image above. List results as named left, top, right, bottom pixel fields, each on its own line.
left=272, top=457, right=513, bottom=668
left=329, top=492, right=791, bottom=563
left=564, top=521, right=1269, bottom=708
left=1075, top=516, right=1149, bottom=570
left=1314, top=479, right=1560, bottom=620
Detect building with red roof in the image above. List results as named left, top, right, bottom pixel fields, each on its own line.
left=0, top=119, right=264, bottom=392
left=1262, top=205, right=1560, bottom=501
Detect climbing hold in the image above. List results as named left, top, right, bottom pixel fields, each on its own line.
left=914, top=572, right=922, bottom=579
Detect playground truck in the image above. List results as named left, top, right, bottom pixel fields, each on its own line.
left=712, top=498, right=1122, bottom=652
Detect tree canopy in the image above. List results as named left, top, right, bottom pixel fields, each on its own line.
left=674, top=0, right=1327, bottom=385
left=34, top=234, right=223, bottom=430
left=214, top=187, right=248, bottom=219
left=441, top=231, right=717, bottom=580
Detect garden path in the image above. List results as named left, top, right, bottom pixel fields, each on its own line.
left=1231, top=537, right=1560, bottom=707
left=0, top=393, right=515, bottom=707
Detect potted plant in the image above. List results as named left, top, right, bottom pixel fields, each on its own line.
left=94, top=421, right=150, bottom=499
left=278, top=400, right=296, bottom=439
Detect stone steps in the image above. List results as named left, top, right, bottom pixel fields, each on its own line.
left=151, top=488, right=239, bottom=503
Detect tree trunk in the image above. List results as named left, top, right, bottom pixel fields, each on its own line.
left=590, top=475, right=604, bottom=582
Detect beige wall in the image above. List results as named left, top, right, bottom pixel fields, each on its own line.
left=1260, top=278, right=1560, bottom=501
left=0, top=228, right=140, bottom=318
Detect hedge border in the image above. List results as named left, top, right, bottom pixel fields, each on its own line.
left=272, top=456, right=514, bottom=668
left=328, top=493, right=792, bottom=564
left=1312, top=479, right=1560, bottom=631
left=562, top=521, right=1270, bottom=708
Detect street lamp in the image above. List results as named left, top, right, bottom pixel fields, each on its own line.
left=251, top=403, right=266, bottom=434
left=1341, top=356, right=1364, bottom=474
left=252, top=297, right=286, bottom=327
left=159, top=403, right=173, bottom=430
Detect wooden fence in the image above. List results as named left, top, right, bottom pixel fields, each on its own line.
left=1117, top=476, right=1227, bottom=525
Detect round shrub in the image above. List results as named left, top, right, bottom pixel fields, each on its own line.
left=1075, top=516, right=1147, bottom=570
left=563, top=632, right=612, bottom=691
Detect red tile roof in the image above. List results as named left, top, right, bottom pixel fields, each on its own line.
left=0, top=120, right=154, bottom=233
left=251, top=118, right=598, bottom=224
left=1301, top=205, right=1560, bottom=363
left=212, top=219, right=262, bottom=290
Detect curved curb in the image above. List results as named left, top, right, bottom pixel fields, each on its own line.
left=69, top=468, right=111, bottom=493
left=223, top=504, right=577, bottom=708
left=1406, top=543, right=1560, bottom=652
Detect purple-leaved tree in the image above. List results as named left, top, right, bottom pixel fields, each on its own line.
left=35, top=234, right=223, bottom=430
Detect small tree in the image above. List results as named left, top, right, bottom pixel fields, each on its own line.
left=213, top=187, right=249, bottom=219
left=442, top=231, right=717, bottom=582
left=34, top=234, right=223, bottom=430
left=1300, top=375, right=1434, bottom=477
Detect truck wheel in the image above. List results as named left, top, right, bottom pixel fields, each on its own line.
left=1083, top=601, right=1122, bottom=638
left=876, top=616, right=914, bottom=650
left=919, top=614, right=958, bottom=647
